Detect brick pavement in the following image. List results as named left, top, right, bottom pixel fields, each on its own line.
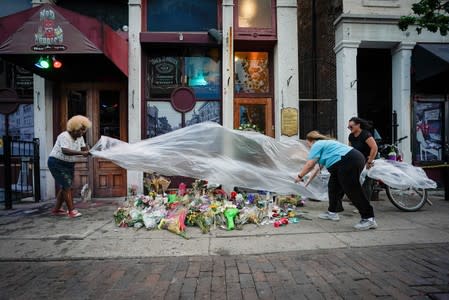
left=0, top=243, right=448, bottom=300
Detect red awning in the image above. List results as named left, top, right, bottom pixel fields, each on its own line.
left=0, top=4, right=128, bottom=78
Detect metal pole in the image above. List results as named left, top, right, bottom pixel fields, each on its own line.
left=4, top=135, right=12, bottom=209
left=33, top=138, right=40, bottom=202
left=392, top=110, right=398, bottom=144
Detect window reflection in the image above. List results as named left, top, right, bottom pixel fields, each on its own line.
left=148, top=48, right=221, bottom=100
left=238, top=0, right=271, bottom=28
left=148, top=0, right=217, bottom=32
left=239, top=104, right=265, bottom=133
left=0, top=104, right=34, bottom=141
left=99, top=91, right=120, bottom=139
left=185, top=101, right=221, bottom=126
left=235, top=52, right=269, bottom=94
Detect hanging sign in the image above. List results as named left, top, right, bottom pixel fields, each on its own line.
left=281, top=107, right=298, bottom=137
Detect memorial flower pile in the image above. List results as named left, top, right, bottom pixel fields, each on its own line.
left=113, top=177, right=305, bottom=238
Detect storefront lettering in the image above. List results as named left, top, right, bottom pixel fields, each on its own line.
left=151, top=57, right=179, bottom=87
left=32, top=8, right=66, bottom=50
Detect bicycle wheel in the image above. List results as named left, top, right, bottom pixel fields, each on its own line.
left=385, top=186, right=427, bottom=212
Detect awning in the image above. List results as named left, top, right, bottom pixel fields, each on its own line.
left=413, top=43, right=449, bottom=81
left=0, top=4, right=128, bottom=80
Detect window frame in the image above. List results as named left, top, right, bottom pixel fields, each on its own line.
left=233, top=0, right=277, bottom=40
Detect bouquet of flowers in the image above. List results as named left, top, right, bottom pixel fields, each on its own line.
left=158, top=207, right=188, bottom=239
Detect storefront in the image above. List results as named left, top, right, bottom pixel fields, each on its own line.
left=129, top=0, right=299, bottom=190
left=139, top=0, right=288, bottom=140
left=0, top=2, right=129, bottom=199
left=411, top=43, right=449, bottom=189
left=1, top=0, right=299, bottom=199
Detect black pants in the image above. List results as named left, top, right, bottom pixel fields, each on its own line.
left=362, top=176, right=375, bottom=202
left=327, top=149, right=375, bottom=219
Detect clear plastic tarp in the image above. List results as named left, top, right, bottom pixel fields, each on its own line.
left=90, top=122, right=327, bottom=199
left=363, top=159, right=437, bottom=190
left=90, top=122, right=436, bottom=200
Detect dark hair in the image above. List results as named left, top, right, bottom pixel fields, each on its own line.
left=349, top=117, right=373, bottom=130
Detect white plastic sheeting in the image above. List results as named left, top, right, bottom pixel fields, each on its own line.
left=363, top=159, right=437, bottom=190
left=90, top=122, right=436, bottom=200
left=90, top=122, right=328, bottom=199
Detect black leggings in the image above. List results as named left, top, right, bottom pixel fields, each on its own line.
left=327, top=149, right=374, bottom=219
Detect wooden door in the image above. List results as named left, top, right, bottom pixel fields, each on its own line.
left=60, top=83, right=127, bottom=198
left=92, top=86, right=127, bottom=197
left=233, top=98, right=274, bottom=137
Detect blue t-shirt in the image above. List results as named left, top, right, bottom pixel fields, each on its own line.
left=307, top=140, right=352, bottom=168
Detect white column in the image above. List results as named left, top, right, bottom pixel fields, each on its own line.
left=392, top=42, right=415, bottom=163
left=33, top=76, right=54, bottom=200
left=274, top=0, right=299, bottom=140
left=32, top=1, right=55, bottom=200
left=222, top=0, right=234, bottom=129
left=334, top=41, right=360, bottom=142
left=127, top=0, right=143, bottom=193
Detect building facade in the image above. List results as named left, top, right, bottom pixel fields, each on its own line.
left=333, top=0, right=449, bottom=185
left=1, top=0, right=300, bottom=199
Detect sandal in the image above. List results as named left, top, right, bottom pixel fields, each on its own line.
left=67, top=209, right=82, bottom=218
left=51, top=208, right=66, bottom=216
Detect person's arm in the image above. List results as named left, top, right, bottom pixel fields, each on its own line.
left=61, top=147, right=89, bottom=157
left=365, top=136, right=378, bottom=169
left=295, top=159, right=317, bottom=183
left=304, top=164, right=322, bottom=187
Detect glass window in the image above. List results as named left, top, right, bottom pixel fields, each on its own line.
left=239, top=104, right=266, bottom=134
left=147, top=0, right=217, bottom=32
left=147, top=101, right=222, bottom=137
left=185, top=53, right=220, bottom=100
left=234, top=52, right=269, bottom=94
left=185, top=101, right=221, bottom=126
left=238, top=0, right=272, bottom=28
left=147, top=102, right=182, bottom=137
left=67, top=90, right=87, bottom=119
left=0, top=104, right=34, bottom=141
left=414, top=100, right=444, bottom=162
left=99, top=91, right=120, bottom=139
left=148, top=48, right=221, bottom=100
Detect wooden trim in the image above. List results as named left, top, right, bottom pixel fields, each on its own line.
left=140, top=32, right=217, bottom=45
left=233, top=0, right=277, bottom=40
left=234, top=97, right=273, bottom=137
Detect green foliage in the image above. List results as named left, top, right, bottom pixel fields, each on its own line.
left=398, top=0, right=449, bottom=36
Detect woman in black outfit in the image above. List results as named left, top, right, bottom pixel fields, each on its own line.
left=348, top=117, right=378, bottom=201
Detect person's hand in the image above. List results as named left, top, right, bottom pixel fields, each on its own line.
left=295, top=174, right=304, bottom=183
left=82, top=150, right=90, bottom=157
left=366, top=161, right=374, bottom=169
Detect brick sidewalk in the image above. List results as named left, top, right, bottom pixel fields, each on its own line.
left=1, top=243, right=448, bottom=299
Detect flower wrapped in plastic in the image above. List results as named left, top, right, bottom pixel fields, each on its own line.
left=113, top=207, right=131, bottom=227
left=128, top=207, right=144, bottom=228
left=158, top=207, right=188, bottom=238
left=238, top=206, right=265, bottom=225
left=142, top=206, right=167, bottom=229
left=186, top=210, right=210, bottom=234
left=133, top=194, right=153, bottom=209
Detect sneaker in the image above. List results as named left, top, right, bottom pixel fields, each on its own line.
left=67, top=209, right=82, bottom=218
left=51, top=208, right=66, bottom=216
left=354, top=218, right=377, bottom=230
left=318, top=211, right=340, bottom=221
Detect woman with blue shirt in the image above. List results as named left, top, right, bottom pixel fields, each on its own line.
left=296, top=131, right=377, bottom=230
